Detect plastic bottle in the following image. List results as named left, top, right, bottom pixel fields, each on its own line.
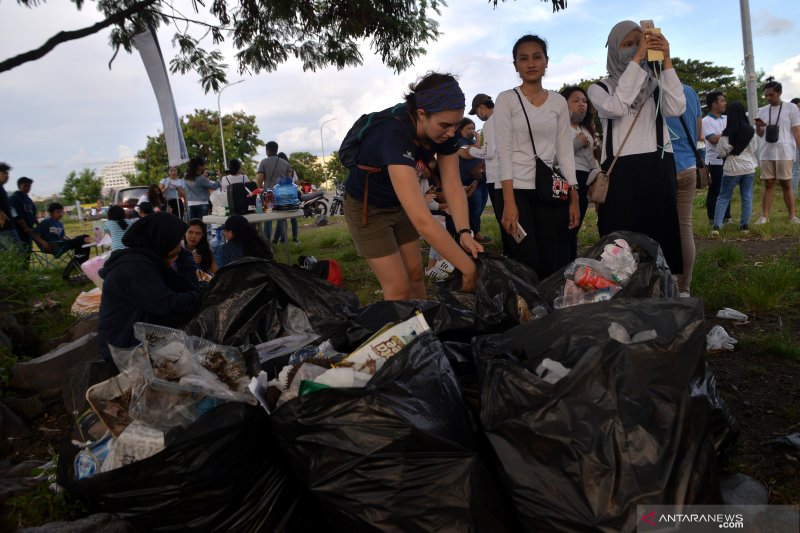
left=255, top=193, right=263, bottom=214
left=572, top=265, right=618, bottom=290
left=266, top=189, right=274, bottom=212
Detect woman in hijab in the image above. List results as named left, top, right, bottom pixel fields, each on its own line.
left=97, top=212, right=201, bottom=365
left=712, top=102, right=758, bottom=234
left=216, top=214, right=272, bottom=267
left=587, top=20, right=686, bottom=274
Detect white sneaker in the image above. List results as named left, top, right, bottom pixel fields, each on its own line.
left=791, top=216, right=800, bottom=225
left=679, top=291, right=691, bottom=298
left=433, top=258, right=454, bottom=274
left=755, top=216, right=768, bottom=225
left=425, top=266, right=449, bottom=281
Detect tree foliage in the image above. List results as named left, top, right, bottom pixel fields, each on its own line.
left=61, top=168, right=103, bottom=204
left=325, top=150, right=349, bottom=184
left=136, top=109, right=262, bottom=183
left=6, top=0, right=453, bottom=92
left=288, top=152, right=323, bottom=185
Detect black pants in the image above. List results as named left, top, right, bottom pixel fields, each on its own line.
left=706, top=164, right=730, bottom=223
left=167, top=198, right=185, bottom=219
left=570, top=170, right=590, bottom=261
left=488, top=183, right=514, bottom=258
left=507, top=188, right=571, bottom=281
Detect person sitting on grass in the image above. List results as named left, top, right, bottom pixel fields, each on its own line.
left=216, top=214, right=272, bottom=268
left=97, top=212, right=201, bottom=367
left=184, top=218, right=218, bottom=274
left=103, top=205, right=129, bottom=251
left=33, top=202, right=91, bottom=280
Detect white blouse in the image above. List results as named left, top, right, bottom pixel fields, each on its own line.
left=588, top=62, right=686, bottom=162
left=494, top=89, right=577, bottom=189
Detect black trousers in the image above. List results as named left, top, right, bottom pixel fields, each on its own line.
left=706, top=164, right=731, bottom=223
left=507, top=188, right=571, bottom=281
left=488, top=183, right=514, bottom=258
left=570, top=170, right=590, bottom=261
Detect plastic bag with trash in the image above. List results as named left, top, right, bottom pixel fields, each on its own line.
left=58, top=403, right=302, bottom=532
left=270, top=330, right=515, bottom=532
left=540, top=231, right=677, bottom=310
left=185, top=258, right=359, bottom=350
left=473, top=298, right=724, bottom=531
left=437, top=253, right=546, bottom=331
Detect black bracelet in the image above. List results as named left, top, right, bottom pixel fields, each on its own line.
left=457, top=228, right=473, bottom=239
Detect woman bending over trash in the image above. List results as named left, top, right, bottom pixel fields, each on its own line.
left=342, top=72, right=483, bottom=300
left=97, top=213, right=201, bottom=367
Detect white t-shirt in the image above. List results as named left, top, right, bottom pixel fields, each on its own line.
left=220, top=173, right=248, bottom=191
left=701, top=113, right=727, bottom=165
left=588, top=63, right=685, bottom=163
left=494, top=89, right=577, bottom=189
left=757, top=101, right=800, bottom=161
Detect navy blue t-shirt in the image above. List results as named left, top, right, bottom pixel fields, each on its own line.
left=457, top=137, right=483, bottom=186
left=344, top=111, right=459, bottom=208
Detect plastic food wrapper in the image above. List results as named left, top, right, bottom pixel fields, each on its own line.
left=337, top=313, right=430, bottom=375
left=600, top=238, right=637, bottom=281
left=716, top=307, right=748, bottom=322
left=85, top=370, right=136, bottom=438
left=706, top=325, right=737, bottom=351
left=100, top=422, right=165, bottom=473
left=256, top=333, right=319, bottom=365
left=535, top=358, right=570, bottom=384
left=73, top=433, right=112, bottom=480
left=608, top=322, right=658, bottom=344
left=71, top=287, right=102, bottom=316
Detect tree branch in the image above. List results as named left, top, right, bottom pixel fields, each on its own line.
left=0, top=0, right=160, bottom=74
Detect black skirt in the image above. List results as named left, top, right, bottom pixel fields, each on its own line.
left=597, top=151, right=683, bottom=275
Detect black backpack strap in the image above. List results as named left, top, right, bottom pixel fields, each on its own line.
left=677, top=115, right=704, bottom=167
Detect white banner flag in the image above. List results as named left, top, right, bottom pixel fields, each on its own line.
left=133, top=27, right=189, bottom=167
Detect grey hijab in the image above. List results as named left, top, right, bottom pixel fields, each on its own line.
left=604, top=20, right=658, bottom=110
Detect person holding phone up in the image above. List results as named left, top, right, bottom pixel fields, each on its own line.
left=753, top=77, right=800, bottom=225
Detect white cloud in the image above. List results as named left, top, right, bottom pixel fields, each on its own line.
left=769, top=54, right=800, bottom=98
left=756, top=10, right=795, bottom=35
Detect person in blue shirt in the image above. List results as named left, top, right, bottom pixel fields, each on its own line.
left=103, top=205, right=129, bottom=251
left=33, top=202, right=91, bottom=280
left=665, top=84, right=702, bottom=297
left=216, top=214, right=272, bottom=267
left=9, top=177, right=38, bottom=261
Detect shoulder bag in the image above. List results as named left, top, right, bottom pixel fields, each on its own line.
left=677, top=116, right=710, bottom=189
left=765, top=103, right=782, bottom=143
left=513, top=89, right=570, bottom=205
left=588, top=102, right=643, bottom=205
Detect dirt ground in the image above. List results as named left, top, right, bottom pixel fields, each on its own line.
left=2, top=235, right=799, bottom=510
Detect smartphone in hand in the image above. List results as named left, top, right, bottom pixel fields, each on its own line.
left=640, top=19, right=664, bottom=62
left=512, top=222, right=527, bottom=244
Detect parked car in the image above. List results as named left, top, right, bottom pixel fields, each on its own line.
left=113, top=186, right=149, bottom=218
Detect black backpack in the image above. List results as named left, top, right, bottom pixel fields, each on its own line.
left=338, top=103, right=406, bottom=169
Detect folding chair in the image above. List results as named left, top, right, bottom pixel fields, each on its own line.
left=30, top=244, right=89, bottom=284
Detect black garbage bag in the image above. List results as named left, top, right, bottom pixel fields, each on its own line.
left=436, top=253, right=544, bottom=331
left=345, top=299, right=481, bottom=348
left=539, top=231, right=677, bottom=310
left=58, top=403, right=301, bottom=532
left=691, top=363, right=740, bottom=455
left=271, top=331, right=515, bottom=532
left=474, top=298, right=722, bottom=532
left=185, top=258, right=359, bottom=349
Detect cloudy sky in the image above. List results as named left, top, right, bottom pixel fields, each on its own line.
left=1, top=0, right=798, bottom=196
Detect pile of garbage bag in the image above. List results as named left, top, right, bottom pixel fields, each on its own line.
left=57, top=234, right=739, bottom=531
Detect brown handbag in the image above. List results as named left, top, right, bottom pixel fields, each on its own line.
left=588, top=106, right=642, bottom=205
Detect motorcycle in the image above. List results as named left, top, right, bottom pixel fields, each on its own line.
left=300, top=190, right=328, bottom=218
left=328, top=181, right=345, bottom=216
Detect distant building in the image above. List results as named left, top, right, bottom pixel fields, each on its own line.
left=101, top=157, right=138, bottom=193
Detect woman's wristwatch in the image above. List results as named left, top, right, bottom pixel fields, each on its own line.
left=457, top=228, right=474, bottom=240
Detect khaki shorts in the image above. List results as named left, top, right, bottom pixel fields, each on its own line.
left=343, top=193, right=419, bottom=258
left=760, top=160, right=793, bottom=180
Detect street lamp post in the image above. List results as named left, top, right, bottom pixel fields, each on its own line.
left=217, top=80, right=244, bottom=170
left=320, top=117, right=337, bottom=179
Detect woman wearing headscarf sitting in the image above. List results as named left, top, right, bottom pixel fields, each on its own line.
left=587, top=20, right=686, bottom=274
left=216, top=214, right=272, bottom=267
left=97, top=212, right=201, bottom=366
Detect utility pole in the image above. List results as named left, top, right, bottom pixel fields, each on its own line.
left=217, top=80, right=244, bottom=170
left=739, top=0, right=759, bottom=123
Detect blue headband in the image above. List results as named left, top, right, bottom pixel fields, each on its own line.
left=415, top=79, right=465, bottom=113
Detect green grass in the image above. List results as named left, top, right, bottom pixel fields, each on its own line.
left=739, top=324, right=800, bottom=361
